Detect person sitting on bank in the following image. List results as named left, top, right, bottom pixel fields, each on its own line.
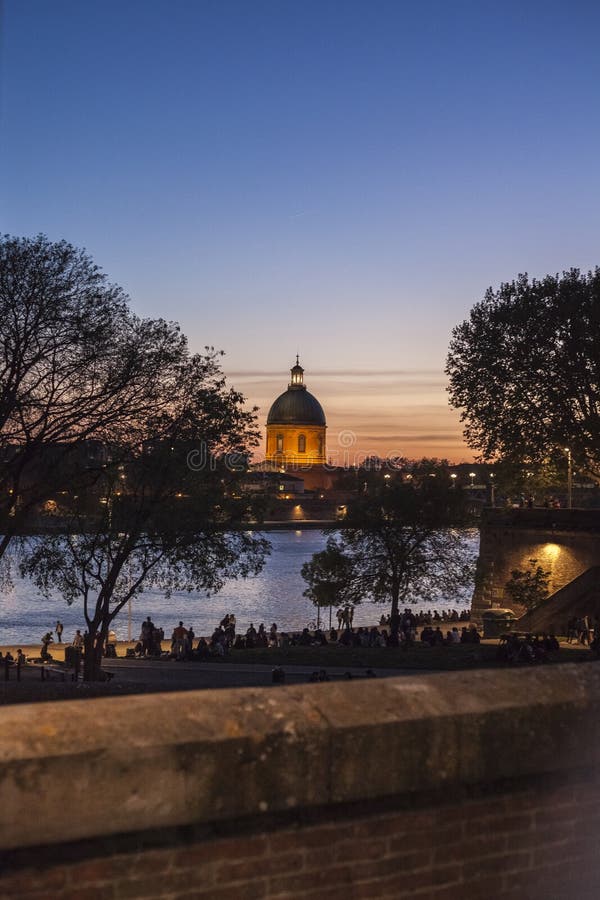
left=196, top=636, right=210, bottom=659
left=41, top=632, right=54, bottom=660
left=245, top=623, right=257, bottom=648
left=257, top=623, right=269, bottom=648
left=468, top=625, right=481, bottom=643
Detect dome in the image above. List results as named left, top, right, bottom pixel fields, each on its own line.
left=267, top=388, right=326, bottom=426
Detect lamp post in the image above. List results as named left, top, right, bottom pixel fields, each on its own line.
left=564, top=447, right=572, bottom=509
left=450, top=473, right=457, bottom=489
left=469, top=472, right=476, bottom=489
left=489, top=473, right=495, bottom=508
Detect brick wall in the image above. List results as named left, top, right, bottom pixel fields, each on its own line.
left=2, top=778, right=599, bottom=899
left=1, top=665, right=600, bottom=899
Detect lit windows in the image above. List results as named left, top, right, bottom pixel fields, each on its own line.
left=298, top=434, right=306, bottom=453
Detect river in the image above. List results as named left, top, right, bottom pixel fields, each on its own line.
left=0, top=529, right=478, bottom=645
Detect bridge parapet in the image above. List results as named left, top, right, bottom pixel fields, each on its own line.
left=473, top=508, right=600, bottom=623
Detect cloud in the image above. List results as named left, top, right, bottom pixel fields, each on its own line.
left=225, top=368, right=444, bottom=378
left=358, top=434, right=466, bottom=443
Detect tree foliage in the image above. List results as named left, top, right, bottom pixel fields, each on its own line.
left=0, top=236, right=270, bottom=678
left=20, top=349, right=270, bottom=680
left=446, top=269, right=600, bottom=478
left=504, top=558, right=551, bottom=611
left=301, top=543, right=360, bottom=612
left=0, top=234, right=187, bottom=556
left=301, top=479, right=475, bottom=640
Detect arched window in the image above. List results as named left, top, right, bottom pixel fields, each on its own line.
left=276, top=434, right=284, bottom=453
left=298, top=434, right=306, bottom=453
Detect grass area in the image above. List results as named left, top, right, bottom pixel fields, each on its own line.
left=217, top=640, right=593, bottom=671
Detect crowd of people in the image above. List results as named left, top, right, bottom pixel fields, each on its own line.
left=496, top=632, right=560, bottom=664
left=565, top=615, right=599, bottom=645
left=379, top=609, right=470, bottom=627
left=420, top=624, right=481, bottom=646
left=0, top=648, right=27, bottom=667
left=122, top=608, right=481, bottom=660
left=17, top=605, right=599, bottom=669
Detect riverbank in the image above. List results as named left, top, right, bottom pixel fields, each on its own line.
left=0, top=637, right=593, bottom=709
left=0, top=529, right=478, bottom=644
left=1, top=632, right=592, bottom=670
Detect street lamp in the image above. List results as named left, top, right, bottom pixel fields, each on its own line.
left=469, top=472, right=476, bottom=489
left=564, top=447, right=572, bottom=509
left=489, top=473, right=495, bottom=508
left=450, top=473, right=457, bottom=488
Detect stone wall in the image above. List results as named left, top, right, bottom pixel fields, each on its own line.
left=1, top=664, right=600, bottom=899
left=472, top=508, right=600, bottom=621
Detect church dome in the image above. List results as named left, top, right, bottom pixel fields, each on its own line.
left=267, top=388, right=326, bottom=426
left=266, top=358, right=326, bottom=426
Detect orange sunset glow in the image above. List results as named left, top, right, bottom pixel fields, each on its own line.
left=228, top=367, right=475, bottom=463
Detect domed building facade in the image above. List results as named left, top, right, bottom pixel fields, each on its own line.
left=266, top=358, right=326, bottom=465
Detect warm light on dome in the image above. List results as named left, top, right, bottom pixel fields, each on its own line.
left=265, top=358, right=327, bottom=465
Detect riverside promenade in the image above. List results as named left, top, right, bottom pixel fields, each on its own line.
left=0, top=634, right=593, bottom=706
left=0, top=638, right=432, bottom=705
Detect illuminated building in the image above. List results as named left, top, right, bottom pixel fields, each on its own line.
left=265, top=357, right=326, bottom=466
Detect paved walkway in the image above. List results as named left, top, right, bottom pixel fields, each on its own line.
left=101, top=657, right=431, bottom=689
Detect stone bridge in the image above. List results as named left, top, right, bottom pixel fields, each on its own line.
left=472, top=508, right=600, bottom=623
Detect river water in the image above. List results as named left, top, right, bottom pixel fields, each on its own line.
left=0, top=529, right=478, bottom=645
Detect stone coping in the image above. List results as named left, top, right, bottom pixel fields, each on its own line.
left=1, top=663, right=599, bottom=851
left=481, top=507, right=600, bottom=530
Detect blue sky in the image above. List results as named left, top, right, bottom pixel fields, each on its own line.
left=1, top=1, right=599, bottom=459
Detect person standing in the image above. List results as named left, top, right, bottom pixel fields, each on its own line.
left=141, top=616, right=154, bottom=656
left=72, top=629, right=84, bottom=649
left=55, top=620, right=64, bottom=643
left=172, top=621, right=188, bottom=660
left=186, top=626, right=195, bottom=658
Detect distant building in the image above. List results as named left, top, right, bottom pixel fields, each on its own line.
left=265, top=357, right=326, bottom=466
left=244, top=471, right=305, bottom=497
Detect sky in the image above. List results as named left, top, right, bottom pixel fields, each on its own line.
left=1, top=1, right=599, bottom=461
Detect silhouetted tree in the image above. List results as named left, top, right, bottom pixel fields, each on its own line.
left=446, top=269, right=600, bottom=479
left=302, top=543, right=360, bottom=626
left=20, top=351, right=269, bottom=680
left=0, top=234, right=187, bottom=557
left=301, top=479, right=475, bottom=642
left=504, top=559, right=551, bottom=612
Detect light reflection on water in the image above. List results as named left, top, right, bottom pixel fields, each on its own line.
left=0, top=530, right=478, bottom=645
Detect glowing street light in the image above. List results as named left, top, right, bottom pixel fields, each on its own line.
left=564, top=447, right=572, bottom=509
left=450, top=473, right=457, bottom=488
left=469, top=472, right=476, bottom=489
left=489, top=473, right=495, bottom=507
